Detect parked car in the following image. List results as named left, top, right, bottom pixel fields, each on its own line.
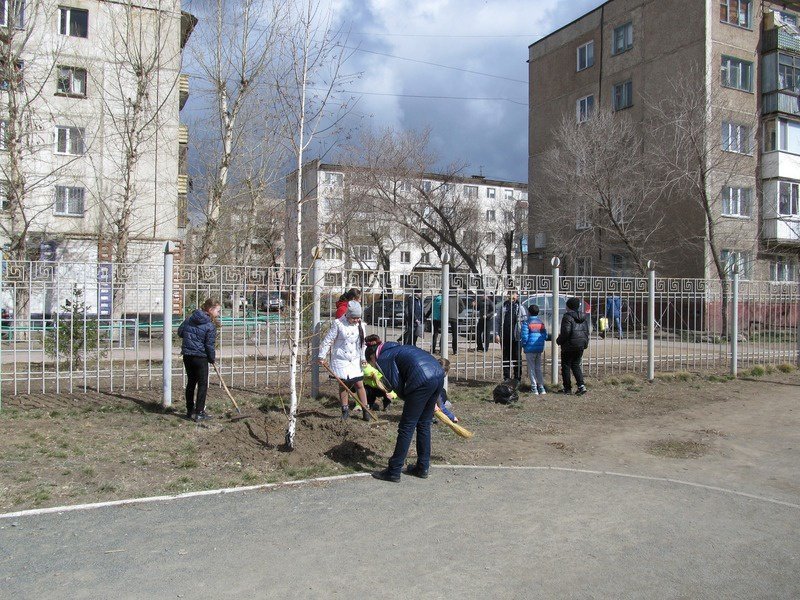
left=363, top=299, right=405, bottom=327
left=519, top=294, right=593, bottom=333
left=253, top=291, right=284, bottom=312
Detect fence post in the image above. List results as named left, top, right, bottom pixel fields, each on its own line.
left=551, top=257, right=560, bottom=386
left=731, top=265, right=739, bottom=378
left=647, top=260, right=656, bottom=382
left=441, top=252, right=451, bottom=378
left=162, top=242, right=176, bottom=409
left=310, top=247, right=323, bottom=398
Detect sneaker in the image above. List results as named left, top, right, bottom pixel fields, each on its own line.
left=195, top=410, right=213, bottom=421
left=532, top=388, right=539, bottom=396
left=362, top=408, right=373, bottom=422
left=561, top=389, right=573, bottom=395
left=576, top=385, right=588, bottom=396
left=538, top=387, right=547, bottom=396
left=341, top=407, right=350, bottom=420
left=371, top=469, right=400, bottom=483
left=403, top=464, right=429, bottom=479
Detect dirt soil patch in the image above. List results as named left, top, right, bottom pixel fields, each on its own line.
left=2, top=369, right=799, bottom=511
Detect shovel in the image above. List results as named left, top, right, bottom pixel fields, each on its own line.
left=213, top=363, right=251, bottom=422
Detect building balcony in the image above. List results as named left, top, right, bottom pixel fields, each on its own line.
left=179, top=74, right=189, bottom=110
left=763, top=26, right=800, bottom=55
left=763, top=217, right=800, bottom=243
left=762, top=91, right=800, bottom=117
left=761, top=151, right=800, bottom=180
left=178, top=123, right=189, bottom=145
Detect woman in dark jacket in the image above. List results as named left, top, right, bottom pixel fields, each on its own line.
left=367, top=342, right=446, bottom=482
left=556, top=296, right=589, bottom=395
left=177, top=298, right=221, bottom=421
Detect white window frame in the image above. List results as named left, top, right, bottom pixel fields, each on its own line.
left=612, top=81, right=633, bottom=111
left=351, top=245, right=375, bottom=262
left=770, top=259, right=797, bottom=282
left=779, top=181, right=800, bottom=216
left=485, top=209, right=496, bottom=221
left=721, top=250, right=752, bottom=280
left=576, top=203, right=591, bottom=230
left=0, top=180, right=9, bottom=210
left=323, top=171, right=343, bottom=186
left=399, top=251, right=411, bottom=264
left=485, top=254, right=496, bottom=267
left=54, top=185, right=85, bottom=217
left=0, top=119, right=6, bottom=150
left=722, top=186, right=751, bottom=217
left=577, top=41, right=594, bottom=71
left=486, top=231, right=496, bottom=243
left=55, top=126, right=85, bottom=155
left=58, top=6, right=88, bottom=38
left=503, top=189, right=513, bottom=200
left=576, top=94, right=595, bottom=123
left=720, top=0, right=752, bottom=28
left=486, top=187, right=496, bottom=199
left=419, top=252, right=430, bottom=265
left=612, top=22, right=633, bottom=55
left=56, top=66, right=87, bottom=97
left=722, top=121, right=750, bottom=154
left=576, top=256, right=592, bottom=277
left=464, top=185, right=478, bottom=199
left=323, top=246, right=342, bottom=261
left=0, top=0, right=25, bottom=27
left=611, top=197, right=625, bottom=224
left=721, top=55, right=753, bottom=92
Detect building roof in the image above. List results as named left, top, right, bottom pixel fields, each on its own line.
left=528, top=0, right=609, bottom=50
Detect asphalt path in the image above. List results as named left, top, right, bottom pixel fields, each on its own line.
left=2, top=465, right=799, bottom=599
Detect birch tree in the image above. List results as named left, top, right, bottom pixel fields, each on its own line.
left=276, top=0, right=356, bottom=450
left=190, top=0, right=283, bottom=265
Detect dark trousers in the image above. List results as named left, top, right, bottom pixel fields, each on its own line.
left=476, top=319, right=491, bottom=351
left=387, top=375, right=443, bottom=477
left=449, top=320, right=458, bottom=353
left=183, top=355, right=209, bottom=416
left=561, top=349, right=585, bottom=391
left=431, top=320, right=442, bottom=353
left=502, top=337, right=521, bottom=380
left=402, top=321, right=419, bottom=346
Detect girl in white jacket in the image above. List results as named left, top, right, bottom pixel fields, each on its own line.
left=318, top=301, right=370, bottom=420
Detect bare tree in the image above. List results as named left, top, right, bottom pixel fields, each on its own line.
left=190, top=0, right=283, bottom=265
left=647, top=65, right=758, bottom=336
left=539, top=108, right=665, bottom=276
left=276, top=0, right=356, bottom=450
left=489, top=193, right=527, bottom=275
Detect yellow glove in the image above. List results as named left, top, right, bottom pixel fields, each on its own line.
left=388, top=391, right=398, bottom=400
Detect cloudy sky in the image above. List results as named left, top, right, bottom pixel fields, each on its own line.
left=321, top=0, right=606, bottom=183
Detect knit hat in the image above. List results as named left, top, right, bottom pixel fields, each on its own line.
left=566, top=297, right=581, bottom=311
left=345, top=301, right=362, bottom=318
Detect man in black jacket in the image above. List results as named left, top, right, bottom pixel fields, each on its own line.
left=556, top=296, right=589, bottom=395
left=495, top=291, right=522, bottom=380
left=402, top=289, right=423, bottom=346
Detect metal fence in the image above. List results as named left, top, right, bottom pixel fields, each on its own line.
left=1, top=256, right=797, bottom=402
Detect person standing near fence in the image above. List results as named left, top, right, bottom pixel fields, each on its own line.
left=336, top=288, right=362, bottom=319
left=447, top=290, right=460, bottom=354
left=520, top=303, right=547, bottom=395
left=177, top=298, right=221, bottom=422
left=556, top=297, right=589, bottom=395
left=402, top=289, right=423, bottom=346
left=476, top=291, right=495, bottom=352
left=426, top=292, right=443, bottom=354
left=318, top=300, right=371, bottom=421
left=495, top=290, right=523, bottom=381
left=605, top=295, right=623, bottom=339
left=367, top=341, right=446, bottom=482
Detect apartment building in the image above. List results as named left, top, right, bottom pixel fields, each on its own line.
left=528, top=0, right=800, bottom=281
left=285, top=160, right=528, bottom=288
left=0, top=0, right=194, bottom=267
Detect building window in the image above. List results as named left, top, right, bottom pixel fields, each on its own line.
left=0, top=59, right=24, bottom=91
left=486, top=187, right=496, bottom=199
left=722, top=186, right=752, bottom=217
left=720, top=0, right=751, bottom=28
left=612, top=81, right=632, bottom=111
left=177, top=194, right=187, bottom=228
left=486, top=209, right=496, bottom=221
left=464, top=185, right=478, bottom=199
left=576, top=94, right=595, bottom=123
left=576, top=257, right=592, bottom=277
left=721, top=122, right=750, bottom=154
left=323, top=246, right=342, bottom=260
left=421, top=180, right=433, bottom=193
left=54, top=185, right=85, bottom=216
left=577, top=41, right=594, bottom=71
left=610, top=253, right=630, bottom=277
left=399, top=251, right=410, bottom=263
left=721, top=56, right=752, bottom=92
left=323, top=171, right=342, bottom=186
left=352, top=245, right=374, bottom=262
left=486, top=231, right=496, bottom=243
left=58, top=7, right=88, bottom=38
left=771, top=259, right=797, bottom=282
left=0, top=119, right=7, bottom=150
left=503, top=189, right=513, bottom=200
left=612, top=22, right=633, bottom=55
left=0, top=0, right=24, bottom=27
left=323, top=222, right=342, bottom=235
left=777, top=53, right=800, bottom=93
left=485, top=254, right=496, bottom=267
left=611, top=198, right=625, bottom=223
left=56, top=66, right=87, bottom=97
left=779, top=181, right=800, bottom=216
left=419, top=252, right=430, bottom=265
left=721, top=250, right=752, bottom=279
left=576, top=203, right=591, bottom=229
left=55, top=126, right=85, bottom=155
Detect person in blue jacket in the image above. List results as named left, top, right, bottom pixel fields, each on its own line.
left=366, top=342, right=446, bottom=482
left=426, top=293, right=443, bottom=354
left=520, top=304, right=548, bottom=395
left=177, top=298, right=220, bottom=421
left=605, top=295, right=623, bottom=339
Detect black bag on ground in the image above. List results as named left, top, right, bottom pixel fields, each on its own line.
left=493, top=379, right=519, bottom=404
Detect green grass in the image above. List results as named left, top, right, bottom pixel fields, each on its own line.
left=749, top=365, right=766, bottom=377
left=178, top=458, right=198, bottom=469
left=777, top=363, right=795, bottom=373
